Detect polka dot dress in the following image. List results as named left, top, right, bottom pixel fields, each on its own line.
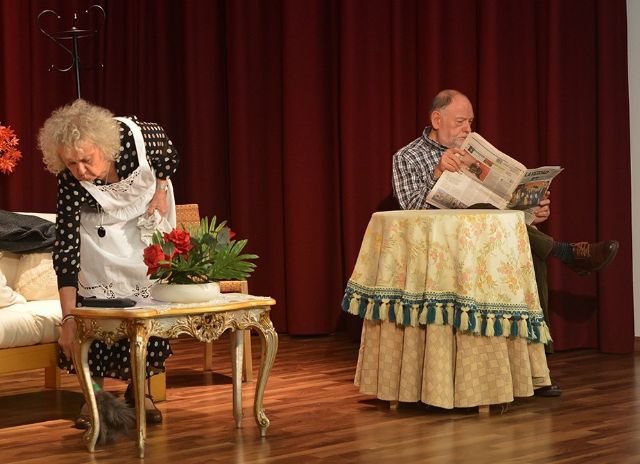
left=58, top=336, right=173, bottom=380
left=54, top=117, right=179, bottom=378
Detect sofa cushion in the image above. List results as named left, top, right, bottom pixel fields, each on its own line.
left=13, top=253, right=58, bottom=301
left=0, top=299, right=61, bottom=349
left=0, top=251, right=20, bottom=288
left=0, top=266, right=26, bottom=308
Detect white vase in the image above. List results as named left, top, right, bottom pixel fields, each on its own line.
left=150, top=282, right=221, bottom=303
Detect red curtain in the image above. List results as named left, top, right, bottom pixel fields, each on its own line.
left=0, top=0, right=632, bottom=352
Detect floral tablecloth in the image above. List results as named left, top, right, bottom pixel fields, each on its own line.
left=344, top=210, right=551, bottom=408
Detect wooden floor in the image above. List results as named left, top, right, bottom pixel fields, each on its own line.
left=1, top=333, right=639, bottom=464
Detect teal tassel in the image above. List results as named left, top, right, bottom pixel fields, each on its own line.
left=453, top=307, right=461, bottom=329
left=467, top=309, right=476, bottom=332
left=372, top=299, right=381, bottom=321
left=402, top=303, right=411, bottom=325
left=426, top=304, right=436, bottom=324
left=494, top=316, right=503, bottom=336
left=341, top=292, right=351, bottom=312
left=510, top=316, right=519, bottom=337
left=358, top=297, right=369, bottom=318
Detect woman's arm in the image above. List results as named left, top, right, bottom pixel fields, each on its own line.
left=139, top=120, right=179, bottom=216
left=57, top=286, right=78, bottom=360
left=53, top=172, right=85, bottom=289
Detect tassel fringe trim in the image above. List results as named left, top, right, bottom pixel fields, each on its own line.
left=342, top=281, right=551, bottom=344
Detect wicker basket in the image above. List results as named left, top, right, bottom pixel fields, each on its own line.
left=175, top=203, right=201, bottom=231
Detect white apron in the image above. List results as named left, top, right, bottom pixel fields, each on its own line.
left=78, top=117, right=176, bottom=300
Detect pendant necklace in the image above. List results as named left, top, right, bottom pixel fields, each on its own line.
left=96, top=169, right=109, bottom=238
left=97, top=205, right=106, bottom=238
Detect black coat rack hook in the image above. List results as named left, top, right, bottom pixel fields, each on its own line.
left=37, top=4, right=106, bottom=99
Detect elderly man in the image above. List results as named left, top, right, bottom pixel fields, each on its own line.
left=392, top=89, right=619, bottom=397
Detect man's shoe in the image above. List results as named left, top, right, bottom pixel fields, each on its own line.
left=534, top=384, right=562, bottom=397
left=566, top=240, right=619, bottom=276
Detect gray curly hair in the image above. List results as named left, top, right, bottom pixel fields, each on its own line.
left=39, top=99, right=120, bottom=174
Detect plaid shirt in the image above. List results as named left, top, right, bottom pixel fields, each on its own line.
left=392, top=126, right=446, bottom=209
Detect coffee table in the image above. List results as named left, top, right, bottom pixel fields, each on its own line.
left=70, top=293, right=277, bottom=457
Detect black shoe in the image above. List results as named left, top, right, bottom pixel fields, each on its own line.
left=534, top=384, right=562, bottom=397
left=74, top=414, right=91, bottom=430
left=74, top=401, right=91, bottom=429
left=566, top=240, right=619, bottom=276
left=124, top=383, right=163, bottom=424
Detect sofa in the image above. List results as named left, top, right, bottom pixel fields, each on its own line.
left=0, top=213, right=62, bottom=389
left=0, top=212, right=171, bottom=400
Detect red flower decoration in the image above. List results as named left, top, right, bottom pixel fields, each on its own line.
left=143, top=243, right=168, bottom=276
left=163, top=229, right=193, bottom=255
left=0, top=124, right=22, bottom=175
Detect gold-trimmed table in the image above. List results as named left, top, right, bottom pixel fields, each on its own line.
left=343, top=210, right=552, bottom=411
left=70, top=293, right=277, bottom=458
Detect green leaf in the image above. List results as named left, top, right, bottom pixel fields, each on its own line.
left=148, top=215, right=258, bottom=284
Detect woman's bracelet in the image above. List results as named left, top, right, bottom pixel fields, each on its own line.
left=57, top=314, right=75, bottom=326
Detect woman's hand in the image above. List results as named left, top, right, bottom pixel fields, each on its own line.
left=147, top=182, right=169, bottom=216
left=58, top=286, right=78, bottom=360
left=531, top=191, right=551, bottom=225
left=58, top=319, right=77, bottom=360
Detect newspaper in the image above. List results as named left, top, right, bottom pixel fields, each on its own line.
left=426, top=132, right=563, bottom=224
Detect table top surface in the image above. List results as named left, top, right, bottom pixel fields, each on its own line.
left=373, top=209, right=523, bottom=218
left=71, top=293, right=276, bottom=319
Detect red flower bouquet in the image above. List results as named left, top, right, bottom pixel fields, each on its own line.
left=143, top=217, right=257, bottom=284
left=0, top=124, right=22, bottom=174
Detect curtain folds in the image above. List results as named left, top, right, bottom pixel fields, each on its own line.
left=0, top=0, right=632, bottom=351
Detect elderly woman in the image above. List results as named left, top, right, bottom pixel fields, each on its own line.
left=38, top=99, right=179, bottom=428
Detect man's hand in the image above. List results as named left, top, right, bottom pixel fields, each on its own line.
left=434, top=148, right=467, bottom=179
left=531, top=191, right=551, bottom=225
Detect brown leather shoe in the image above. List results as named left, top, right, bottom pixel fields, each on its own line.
left=565, top=240, right=619, bottom=276
left=534, top=383, right=562, bottom=397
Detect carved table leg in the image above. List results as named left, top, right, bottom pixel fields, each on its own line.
left=127, top=320, right=150, bottom=458
left=231, top=329, right=244, bottom=428
left=251, top=311, right=278, bottom=437
left=71, top=335, right=99, bottom=452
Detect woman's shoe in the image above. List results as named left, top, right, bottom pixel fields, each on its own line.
left=74, top=401, right=90, bottom=429
left=124, top=383, right=163, bottom=424
left=144, top=399, right=163, bottom=424
left=75, top=414, right=91, bottom=430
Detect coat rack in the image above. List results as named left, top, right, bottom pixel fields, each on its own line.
left=37, top=4, right=106, bottom=99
